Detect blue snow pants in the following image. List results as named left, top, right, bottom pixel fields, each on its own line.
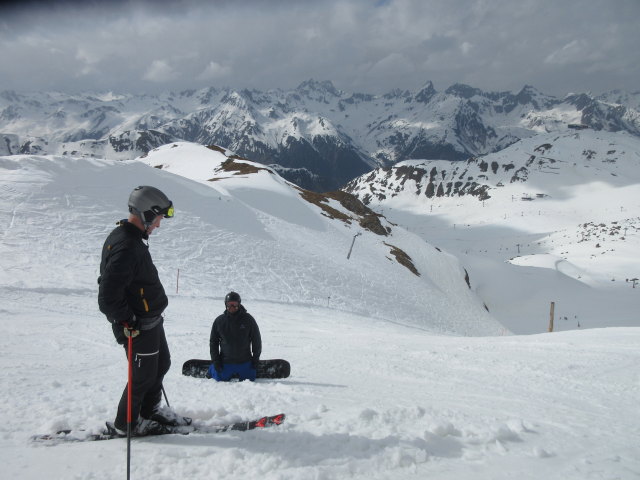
left=208, top=361, right=256, bottom=382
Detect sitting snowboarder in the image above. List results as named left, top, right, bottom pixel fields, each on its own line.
left=209, top=292, right=262, bottom=381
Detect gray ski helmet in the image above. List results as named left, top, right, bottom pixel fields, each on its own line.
left=225, top=291, right=241, bottom=305
left=128, top=186, right=174, bottom=228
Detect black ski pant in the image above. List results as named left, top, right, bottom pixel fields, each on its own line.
left=114, top=324, right=171, bottom=430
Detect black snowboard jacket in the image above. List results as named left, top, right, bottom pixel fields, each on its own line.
left=98, top=220, right=168, bottom=327
left=210, top=305, right=262, bottom=364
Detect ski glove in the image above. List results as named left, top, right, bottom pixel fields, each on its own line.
left=123, top=315, right=140, bottom=338
left=213, top=361, right=223, bottom=373
left=124, top=326, right=139, bottom=338
left=251, top=358, right=260, bottom=369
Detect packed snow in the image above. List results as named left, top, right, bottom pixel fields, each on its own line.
left=0, top=143, right=638, bottom=479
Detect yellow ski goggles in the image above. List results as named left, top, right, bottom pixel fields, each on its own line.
left=151, top=202, right=174, bottom=218
left=165, top=204, right=175, bottom=218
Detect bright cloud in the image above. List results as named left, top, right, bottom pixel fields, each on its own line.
left=143, top=59, right=179, bottom=83
left=196, top=61, right=232, bottom=81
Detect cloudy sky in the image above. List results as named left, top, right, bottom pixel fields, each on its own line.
left=1, top=0, right=638, bottom=97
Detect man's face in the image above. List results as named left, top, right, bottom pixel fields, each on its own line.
left=147, top=215, right=163, bottom=235
left=226, top=301, right=239, bottom=313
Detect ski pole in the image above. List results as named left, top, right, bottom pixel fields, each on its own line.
left=161, top=385, right=171, bottom=408
left=126, top=330, right=133, bottom=480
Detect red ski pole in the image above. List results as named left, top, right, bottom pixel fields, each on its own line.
left=126, top=329, right=133, bottom=480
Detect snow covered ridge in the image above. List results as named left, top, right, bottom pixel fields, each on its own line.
left=143, top=142, right=417, bottom=278
left=344, top=130, right=640, bottom=205
left=1, top=81, right=639, bottom=191
left=151, top=144, right=393, bottom=239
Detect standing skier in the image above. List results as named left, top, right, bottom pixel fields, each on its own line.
left=209, top=292, right=262, bottom=381
left=98, top=185, right=182, bottom=435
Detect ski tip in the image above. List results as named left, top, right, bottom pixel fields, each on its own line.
left=255, top=413, right=285, bottom=428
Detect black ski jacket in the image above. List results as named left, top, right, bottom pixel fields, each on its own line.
left=98, top=220, right=168, bottom=326
left=210, top=305, right=262, bottom=364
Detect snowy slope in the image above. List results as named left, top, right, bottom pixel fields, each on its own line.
left=0, top=288, right=637, bottom=480
left=345, top=130, right=640, bottom=334
left=1, top=291, right=638, bottom=480
left=1, top=146, right=639, bottom=479
left=0, top=142, right=499, bottom=335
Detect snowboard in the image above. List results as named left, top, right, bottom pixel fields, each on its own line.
left=182, top=358, right=290, bottom=379
left=31, top=413, right=285, bottom=445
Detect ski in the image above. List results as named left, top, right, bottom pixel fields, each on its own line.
left=31, top=413, right=285, bottom=445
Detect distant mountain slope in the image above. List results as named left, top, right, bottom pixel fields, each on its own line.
left=344, top=130, right=640, bottom=205
left=1, top=82, right=639, bottom=191
left=343, top=129, right=640, bottom=333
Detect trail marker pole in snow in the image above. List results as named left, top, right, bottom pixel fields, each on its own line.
left=126, top=330, right=134, bottom=480
left=548, top=302, right=555, bottom=332
left=347, top=232, right=361, bottom=260
left=176, top=268, right=180, bottom=294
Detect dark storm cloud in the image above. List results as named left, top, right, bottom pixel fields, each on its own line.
left=1, top=0, right=638, bottom=96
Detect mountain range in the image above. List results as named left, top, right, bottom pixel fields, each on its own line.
left=1, top=81, right=639, bottom=191
left=343, top=129, right=640, bottom=205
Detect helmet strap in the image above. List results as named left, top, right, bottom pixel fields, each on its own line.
left=129, top=207, right=154, bottom=232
